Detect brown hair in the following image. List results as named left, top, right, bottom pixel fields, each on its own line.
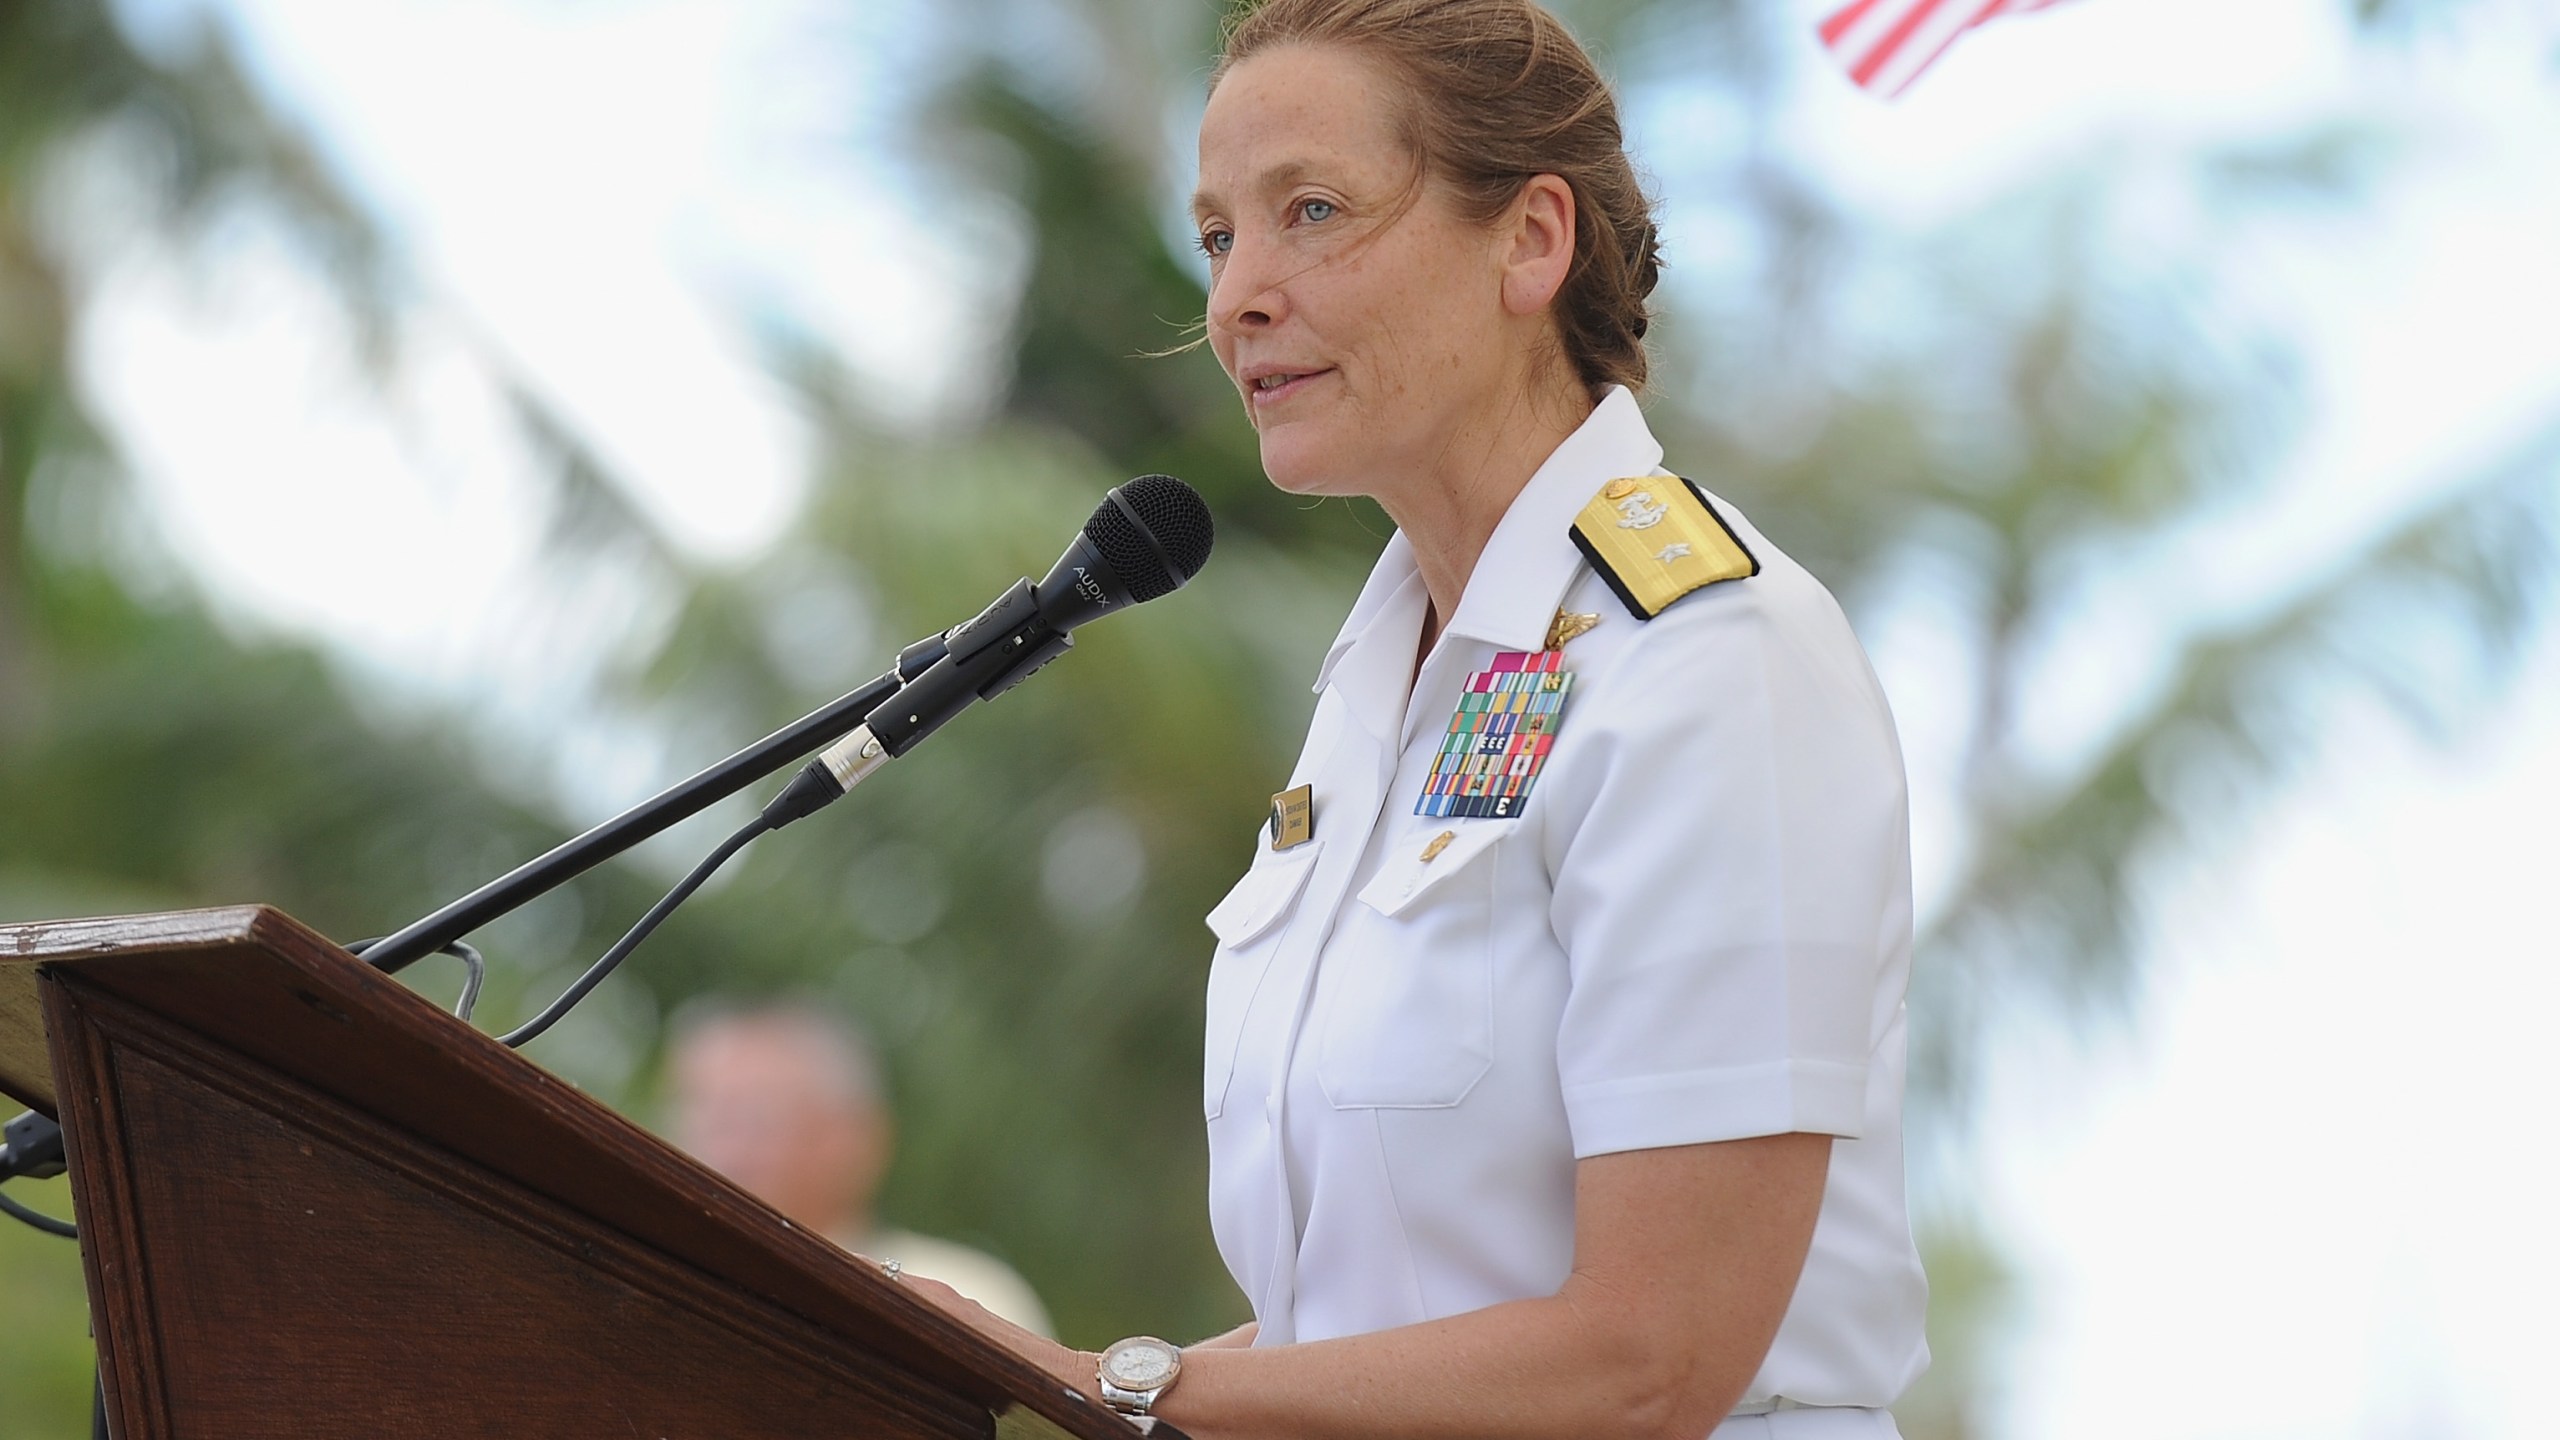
left=1214, top=0, right=1662, bottom=393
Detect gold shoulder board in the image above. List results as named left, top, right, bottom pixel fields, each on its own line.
left=1569, top=475, right=1759, bottom=620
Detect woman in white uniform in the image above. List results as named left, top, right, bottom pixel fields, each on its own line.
left=895, top=2, right=1930, bottom=1434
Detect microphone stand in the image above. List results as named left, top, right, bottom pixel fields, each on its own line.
left=362, top=634, right=947, bottom=976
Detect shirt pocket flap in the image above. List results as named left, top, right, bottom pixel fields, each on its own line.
left=1205, top=842, right=1323, bottom=947
left=1355, top=822, right=1516, bottom=919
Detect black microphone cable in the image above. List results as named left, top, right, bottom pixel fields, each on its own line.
left=497, top=813, right=771, bottom=1050
left=494, top=741, right=869, bottom=1051
left=0, top=1187, right=75, bottom=1239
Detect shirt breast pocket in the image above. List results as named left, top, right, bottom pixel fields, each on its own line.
left=1314, top=821, right=1516, bottom=1110
left=1201, top=840, right=1323, bottom=1121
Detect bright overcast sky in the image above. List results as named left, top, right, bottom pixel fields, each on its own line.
left=74, top=0, right=2560, bottom=1434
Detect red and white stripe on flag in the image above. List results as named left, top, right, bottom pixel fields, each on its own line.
left=1818, top=0, right=2073, bottom=98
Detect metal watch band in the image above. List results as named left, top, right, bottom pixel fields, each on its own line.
left=1099, top=1377, right=1159, bottom=1415
left=1097, top=1337, right=1181, bottom=1418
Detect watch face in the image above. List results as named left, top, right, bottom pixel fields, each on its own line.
left=1103, top=1339, right=1178, bottom=1390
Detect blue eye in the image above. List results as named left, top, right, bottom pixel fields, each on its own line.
left=1299, top=199, right=1336, bottom=224
left=1198, top=229, right=1233, bottom=258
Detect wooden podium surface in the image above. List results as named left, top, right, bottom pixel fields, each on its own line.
left=0, top=906, right=1139, bottom=1440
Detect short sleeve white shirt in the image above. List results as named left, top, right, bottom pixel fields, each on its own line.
left=1199, top=387, right=1930, bottom=1420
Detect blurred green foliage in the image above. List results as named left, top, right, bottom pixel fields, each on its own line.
left=3, top=1, right=2554, bottom=1436
left=0, top=1172, right=90, bottom=1437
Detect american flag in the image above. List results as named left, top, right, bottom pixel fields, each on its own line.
left=1819, top=0, right=2075, bottom=98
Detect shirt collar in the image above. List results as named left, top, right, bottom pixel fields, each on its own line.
left=1441, top=385, right=1664, bottom=653
left=1313, top=385, right=1665, bottom=695
left=1309, top=542, right=1429, bottom=741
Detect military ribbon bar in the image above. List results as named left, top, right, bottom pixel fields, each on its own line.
left=1416, top=650, right=1575, bottom=820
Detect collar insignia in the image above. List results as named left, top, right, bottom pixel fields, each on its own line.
left=1545, top=610, right=1601, bottom=650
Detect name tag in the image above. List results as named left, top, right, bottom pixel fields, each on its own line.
left=1268, top=783, right=1314, bottom=850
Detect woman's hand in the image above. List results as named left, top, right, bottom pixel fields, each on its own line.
left=859, top=1257, right=1099, bottom=1401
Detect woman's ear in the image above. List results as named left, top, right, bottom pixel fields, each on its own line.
left=1500, top=174, right=1577, bottom=318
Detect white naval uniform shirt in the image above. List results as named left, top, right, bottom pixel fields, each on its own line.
left=1200, top=387, right=1930, bottom=1424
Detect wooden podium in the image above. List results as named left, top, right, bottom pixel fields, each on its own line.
left=0, top=906, right=1142, bottom=1440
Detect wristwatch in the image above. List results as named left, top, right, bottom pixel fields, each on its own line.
left=1096, top=1335, right=1183, bottom=1416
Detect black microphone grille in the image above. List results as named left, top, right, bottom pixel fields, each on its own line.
left=1088, top=474, right=1214, bottom=603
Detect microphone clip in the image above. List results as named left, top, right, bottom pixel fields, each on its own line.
left=2, top=1111, right=66, bottom=1183
left=869, top=580, right=1072, bottom=755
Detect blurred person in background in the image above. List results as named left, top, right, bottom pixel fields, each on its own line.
left=663, top=999, right=1054, bottom=1338
left=888, top=1, right=1927, bottom=1436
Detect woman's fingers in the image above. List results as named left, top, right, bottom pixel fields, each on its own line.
left=853, top=1256, right=1095, bottom=1393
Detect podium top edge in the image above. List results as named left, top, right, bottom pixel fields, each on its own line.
left=0, top=905, right=330, bottom=965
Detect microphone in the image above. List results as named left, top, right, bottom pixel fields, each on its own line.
left=763, top=474, right=1214, bottom=827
